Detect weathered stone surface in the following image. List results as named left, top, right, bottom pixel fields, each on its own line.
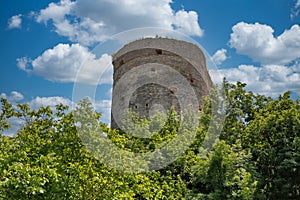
left=111, top=38, right=212, bottom=129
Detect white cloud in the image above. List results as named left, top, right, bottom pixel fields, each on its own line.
left=10, top=91, right=24, bottom=101
left=210, top=63, right=300, bottom=97
left=2, top=117, right=25, bottom=136
left=1, top=95, right=73, bottom=136
left=29, top=96, right=111, bottom=123
left=212, top=48, right=228, bottom=65
left=229, top=22, right=300, bottom=65
left=28, top=96, right=111, bottom=124
left=297, top=0, right=300, bottom=8
left=105, top=88, right=112, bottom=98
left=36, top=0, right=75, bottom=23
left=1, top=92, right=110, bottom=121
left=0, top=91, right=24, bottom=102
left=94, top=99, right=111, bottom=123
left=29, top=96, right=73, bottom=110
left=18, top=43, right=113, bottom=85
left=173, top=10, right=203, bottom=36
left=7, top=14, right=22, bottom=29
left=1, top=92, right=112, bottom=135
left=291, top=0, right=300, bottom=19
left=35, top=0, right=203, bottom=45
left=16, top=57, right=31, bottom=71
left=0, top=93, right=6, bottom=99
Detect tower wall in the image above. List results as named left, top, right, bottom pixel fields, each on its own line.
left=111, top=38, right=212, bottom=129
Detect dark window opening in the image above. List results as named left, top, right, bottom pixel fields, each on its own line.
left=188, top=76, right=195, bottom=83
left=145, top=103, right=149, bottom=107
left=155, top=49, right=162, bottom=54
left=120, top=59, right=124, bottom=65
left=198, top=105, right=202, bottom=111
left=135, top=105, right=138, bottom=109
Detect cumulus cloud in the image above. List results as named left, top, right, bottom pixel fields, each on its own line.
left=7, top=14, right=22, bottom=29
left=173, top=10, right=203, bottom=36
left=30, top=96, right=112, bottom=122
left=28, top=96, right=111, bottom=124
left=29, top=96, right=73, bottom=110
left=1, top=92, right=111, bottom=122
left=36, top=0, right=75, bottom=23
left=34, top=0, right=203, bottom=45
left=229, top=22, right=300, bottom=65
left=0, top=91, right=24, bottom=102
left=16, top=57, right=31, bottom=71
left=1, top=116, right=25, bottom=136
left=210, top=63, right=300, bottom=97
left=17, top=43, right=113, bottom=85
left=212, top=48, right=228, bottom=65
left=0, top=93, right=6, bottom=99
left=0, top=93, right=71, bottom=135
left=10, top=91, right=24, bottom=101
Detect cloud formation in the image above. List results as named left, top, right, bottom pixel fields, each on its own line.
left=29, top=96, right=73, bottom=110
left=17, top=43, right=113, bottom=85
left=210, top=63, right=300, bottom=97
left=7, top=14, right=22, bottom=29
left=29, top=96, right=111, bottom=125
left=1, top=91, right=112, bottom=135
left=230, top=22, right=300, bottom=65
left=35, top=0, right=203, bottom=45
left=212, top=48, right=228, bottom=65
left=0, top=91, right=24, bottom=102
left=291, top=0, right=300, bottom=19
left=94, top=99, right=111, bottom=123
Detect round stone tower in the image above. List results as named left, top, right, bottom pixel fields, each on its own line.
left=111, top=38, right=212, bottom=129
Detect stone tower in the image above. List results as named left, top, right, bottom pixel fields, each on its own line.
left=111, top=38, right=212, bottom=129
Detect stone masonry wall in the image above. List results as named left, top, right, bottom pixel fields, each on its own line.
left=111, top=38, right=212, bottom=129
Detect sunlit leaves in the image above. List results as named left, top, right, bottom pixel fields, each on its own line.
left=0, top=80, right=299, bottom=199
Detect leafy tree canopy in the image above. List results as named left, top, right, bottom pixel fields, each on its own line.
left=0, top=80, right=299, bottom=199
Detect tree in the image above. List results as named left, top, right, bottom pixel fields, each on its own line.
left=242, top=92, right=300, bottom=199
left=0, top=81, right=299, bottom=199
left=0, top=99, right=187, bottom=199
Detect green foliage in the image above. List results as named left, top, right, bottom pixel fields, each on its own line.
left=205, top=140, right=256, bottom=199
left=0, top=80, right=299, bottom=199
left=0, top=98, right=14, bottom=132
left=242, top=92, right=300, bottom=199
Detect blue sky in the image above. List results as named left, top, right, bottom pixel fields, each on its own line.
left=1, top=0, right=300, bottom=131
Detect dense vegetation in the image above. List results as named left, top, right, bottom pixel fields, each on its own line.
left=0, top=81, right=299, bottom=199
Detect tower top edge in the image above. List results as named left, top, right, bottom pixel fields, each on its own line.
left=112, top=38, right=205, bottom=61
